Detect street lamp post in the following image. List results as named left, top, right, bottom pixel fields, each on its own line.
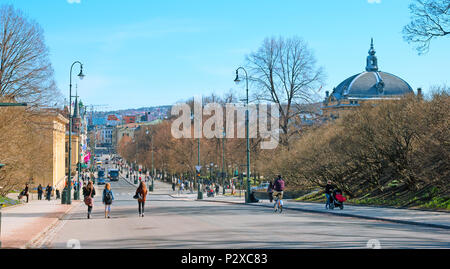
left=0, top=164, right=5, bottom=248
left=146, top=130, right=155, bottom=192
left=222, top=130, right=226, bottom=195
left=209, top=163, right=213, bottom=182
left=134, top=135, right=140, bottom=184
left=197, top=137, right=203, bottom=200
left=64, top=61, right=85, bottom=205
left=234, top=67, right=252, bottom=203
left=151, top=135, right=155, bottom=190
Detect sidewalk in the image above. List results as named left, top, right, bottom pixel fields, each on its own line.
left=1, top=197, right=78, bottom=249
left=179, top=190, right=450, bottom=230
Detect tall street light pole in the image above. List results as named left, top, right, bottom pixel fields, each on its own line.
left=234, top=67, right=252, bottom=203
left=222, top=130, right=226, bottom=195
left=197, top=137, right=203, bottom=200
left=151, top=135, right=154, bottom=190
left=65, top=61, right=85, bottom=205
left=145, top=129, right=155, bottom=192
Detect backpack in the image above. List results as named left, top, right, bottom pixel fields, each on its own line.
left=84, top=188, right=93, bottom=206
left=105, top=191, right=113, bottom=204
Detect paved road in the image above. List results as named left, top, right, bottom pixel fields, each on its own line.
left=34, top=179, right=449, bottom=248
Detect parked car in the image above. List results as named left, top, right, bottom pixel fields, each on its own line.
left=251, top=182, right=270, bottom=192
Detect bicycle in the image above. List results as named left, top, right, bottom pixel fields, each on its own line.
left=273, top=192, right=283, bottom=213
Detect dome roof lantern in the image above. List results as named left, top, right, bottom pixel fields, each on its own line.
left=366, top=38, right=379, bottom=72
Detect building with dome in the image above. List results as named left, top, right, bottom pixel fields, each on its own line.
left=322, top=39, right=417, bottom=119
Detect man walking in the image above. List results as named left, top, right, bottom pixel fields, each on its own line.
left=37, top=184, right=43, bottom=200
left=46, top=185, right=52, bottom=201
left=23, top=183, right=30, bottom=203
left=325, top=180, right=335, bottom=209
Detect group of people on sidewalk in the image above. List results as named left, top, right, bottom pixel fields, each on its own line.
left=81, top=180, right=148, bottom=219
left=19, top=183, right=53, bottom=202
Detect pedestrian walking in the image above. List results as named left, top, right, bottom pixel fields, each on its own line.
left=46, top=184, right=52, bottom=201
left=83, top=181, right=96, bottom=219
left=179, top=182, right=184, bottom=195
left=135, top=181, right=148, bottom=217
left=37, top=184, right=43, bottom=201
left=20, top=183, right=30, bottom=203
left=102, top=183, right=114, bottom=219
left=172, top=182, right=176, bottom=192
left=325, top=180, right=335, bottom=210
left=215, top=184, right=220, bottom=196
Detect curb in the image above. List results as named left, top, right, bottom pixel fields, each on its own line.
left=1, top=202, right=26, bottom=211
left=294, top=200, right=450, bottom=214
left=196, top=199, right=450, bottom=230
left=24, top=202, right=80, bottom=249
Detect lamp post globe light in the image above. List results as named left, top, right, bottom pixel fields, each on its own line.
left=234, top=67, right=252, bottom=203
left=64, top=61, right=85, bottom=205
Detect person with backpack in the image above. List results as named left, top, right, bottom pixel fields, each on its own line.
left=135, top=181, right=148, bottom=217
left=272, top=175, right=285, bottom=211
left=102, top=183, right=114, bottom=219
left=83, top=181, right=96, bottom=219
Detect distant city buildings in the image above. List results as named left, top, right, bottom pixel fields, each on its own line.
left=87, top=106, right=170, bottom=151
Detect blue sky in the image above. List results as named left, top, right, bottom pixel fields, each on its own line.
left=5, top=0, right=450, bottom=110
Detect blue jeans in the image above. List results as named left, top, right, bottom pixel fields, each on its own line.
left=325, top=193, right=331, bottom=208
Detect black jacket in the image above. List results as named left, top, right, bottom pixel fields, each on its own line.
left=83, top=187, right=96, bottom=198
left=325, top=184, right=335, bottom=195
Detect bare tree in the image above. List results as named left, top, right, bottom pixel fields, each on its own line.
left=0, top=5, right=61, bottom=107
left=246, top=36, right=325, bottom=147
left=403, top=0, right=450, bottom=54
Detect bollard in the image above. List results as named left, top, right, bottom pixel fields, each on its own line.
left=61, top=188, right=68, bottom=204
left=74, top=189, right=80, bottom=201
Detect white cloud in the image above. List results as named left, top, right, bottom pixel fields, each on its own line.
left=368, top=0, right=381, bottom=3
left=67, top=0, right=81, bottom=4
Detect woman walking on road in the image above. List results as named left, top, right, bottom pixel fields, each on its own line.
left=135, top=181, right=148, bottom=217
left=83, top=180, right=96, bottom=219
left=102, top=183, right=114, bottom=218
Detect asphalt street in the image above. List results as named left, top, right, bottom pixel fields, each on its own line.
left=35, top=164, right=450, bottom=249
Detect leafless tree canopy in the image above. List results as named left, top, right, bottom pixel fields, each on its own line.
left=246, top=36, right=325, bottom=147
left=0, top=5, right=61, bottom=107
left=403, top=0, right=450, bottom=54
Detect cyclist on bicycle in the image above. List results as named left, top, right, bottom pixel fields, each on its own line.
left=272, top=175, right=285, bottom=212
